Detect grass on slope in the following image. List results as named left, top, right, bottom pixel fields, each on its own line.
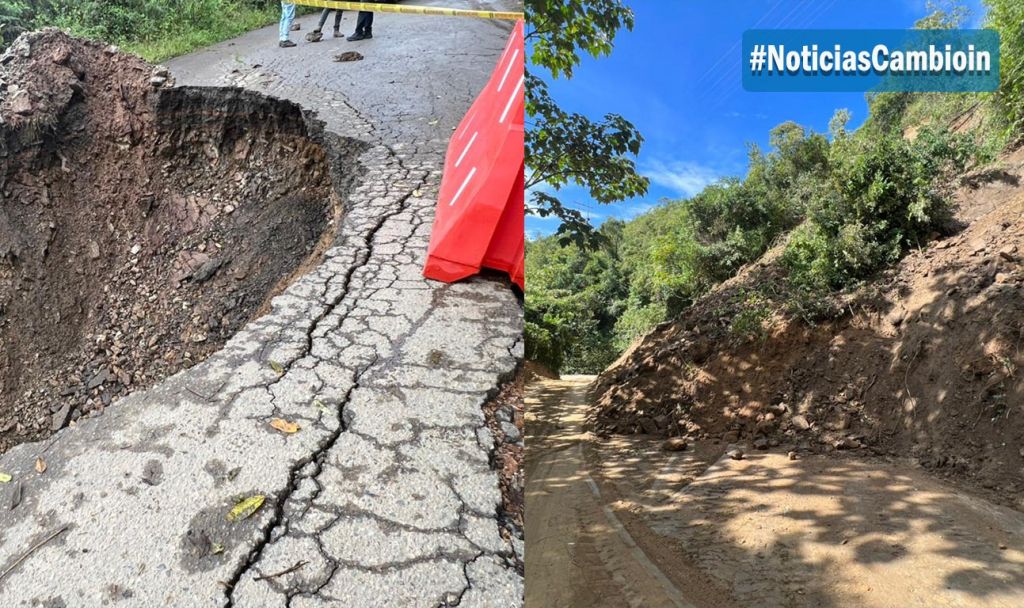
left=124, top=6, right=280, bottom=62
left=0, top=1, right=316, bottom=64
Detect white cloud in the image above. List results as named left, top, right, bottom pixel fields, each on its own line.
left=724, top=110, right=768, bottom=120
left=641, top=159, right=722, bottom=198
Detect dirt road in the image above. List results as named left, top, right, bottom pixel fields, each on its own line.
left=524, top=376, right=723, bottom=608
left=526, top=376, right=1024, bottom=608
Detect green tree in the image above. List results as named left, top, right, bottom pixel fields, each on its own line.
left=525, top=220, right=627, bottom=373
left=525, top=0, right=649, bottom=247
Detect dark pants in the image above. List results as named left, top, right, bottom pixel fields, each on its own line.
left=317, top=9, right=342, bottom=31
left=354, top=11, right=373, bottom=34
left=355, top=0, right=392, bottom=34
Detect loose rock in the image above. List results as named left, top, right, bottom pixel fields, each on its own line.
left=334, top=51, right=364, bottom=62
left=661, top=437, right=688, bottom=452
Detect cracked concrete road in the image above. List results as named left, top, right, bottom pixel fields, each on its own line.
left=0, top=3, right=523, bottom=606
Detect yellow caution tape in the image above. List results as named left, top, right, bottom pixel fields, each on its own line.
left=286, top=1, right=523, bottom=20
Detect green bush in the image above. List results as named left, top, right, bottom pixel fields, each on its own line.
left=781, top=127, right=977, bottom=290
left=986, top=0, right=1024, bottom=135
left=0, top=0, right=280, bottom=61
left=614, top=121, right=826, bottom=328
left=727, top=290, right=772, bottom=343
left=524, top=226, right=627, bottom=374
left=612, top=299, right=665, bottom=351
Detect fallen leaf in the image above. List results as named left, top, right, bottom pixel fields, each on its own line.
left=313, top=399, right=328, bottom=413
left=413, top=189, right=422, bottom=197
left=270, top=418, right=300, bottom=434
left=0, top=472, right=11, bottom=483
left=226, top=494, right=265, bottom=522
left=428, top=119, right=438, bottom=126
left=211, top=542, right=225, bottom=555
left=269, top=360, right=284, bottom=375
left=35, top=458, right=46, bottom=474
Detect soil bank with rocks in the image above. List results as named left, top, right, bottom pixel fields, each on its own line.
left=589, top=147, right=1024, bottom=509
left=0, top=30, right=362, bottom=453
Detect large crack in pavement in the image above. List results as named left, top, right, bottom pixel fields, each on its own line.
left=221, top=145, right=432, bottom=602
left=220, top=353, right=375, bottom=606
left=0, top=6, right=522, bottom=607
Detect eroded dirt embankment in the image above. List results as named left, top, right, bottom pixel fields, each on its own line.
left=589, top=148, right=1024, bottom=507
left=483, top=368, right=526, bottom=572
left=0, top=30, right=359, bottom=452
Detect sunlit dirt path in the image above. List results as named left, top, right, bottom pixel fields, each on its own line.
left=525, top=376, right=1024, bottom=608
left=524, top=376, right=716, bottom=608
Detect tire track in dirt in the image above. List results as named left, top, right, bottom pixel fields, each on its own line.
left=525, top=376, right=713, bottom=608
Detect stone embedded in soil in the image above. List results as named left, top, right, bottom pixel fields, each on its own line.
left=791, top=414, right=811, bottom=431
left=51, top=403, right=71, bottom=431
left=501, top=420, right=521, bottom=443
left=190, top=257, right=223, bottom=283
left=9, top=91, right=31, bottom=114
left=86, top=368, right=111, bottom=390
left=833, top=437, right=860, bottom=450
left=638, top=417, right=659, bottom=434
left=141, top=460, right=163, bottom=486
left=661, top=437, right=688, bottom=452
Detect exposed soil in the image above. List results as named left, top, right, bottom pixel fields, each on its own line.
left=589, top=147, right=1024, bottom=509
left=0, top=30, right=361, bottom=452
left=530, top=375, right=1024, bottom=608
left=523, top=360, right=557, bottom=382
left=526, top=375, right=724, bottom=608
left=482, top=367, right=525, bottom=572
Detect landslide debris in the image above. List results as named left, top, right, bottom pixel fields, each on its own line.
left=0, top=30, right=353, bottom=452
left=589, top=147, right=1024, bottom=507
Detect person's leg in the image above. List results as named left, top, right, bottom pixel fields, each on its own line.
left=316, top=8, right=330, bottom=31
left=333, top=9, right=343, bottom=33
left=279, top=2, right=296, bottom=45
left=349, top=11, right=372, bottom=40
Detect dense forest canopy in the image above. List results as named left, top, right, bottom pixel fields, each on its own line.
left=527, top=0, right=1024, bottom=374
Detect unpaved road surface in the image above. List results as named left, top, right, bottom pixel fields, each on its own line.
left=526, top=376, right=1024, bottom=608
left=0, top=4, right=522, bottom=607
left=525, top=376, right=713, bottom=608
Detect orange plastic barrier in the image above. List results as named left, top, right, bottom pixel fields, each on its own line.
left=423, top=20, right=524, bottom=290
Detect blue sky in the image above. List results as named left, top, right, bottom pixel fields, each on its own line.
left=527, top=0, right=988, bottom=237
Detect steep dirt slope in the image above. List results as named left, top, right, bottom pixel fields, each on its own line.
left=0, top=30, right=358, bottom=452
left=590, top=148, right=1024, bottom=507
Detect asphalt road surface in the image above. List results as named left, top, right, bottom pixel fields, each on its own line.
left=0, top=3, right=523, bottom=606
